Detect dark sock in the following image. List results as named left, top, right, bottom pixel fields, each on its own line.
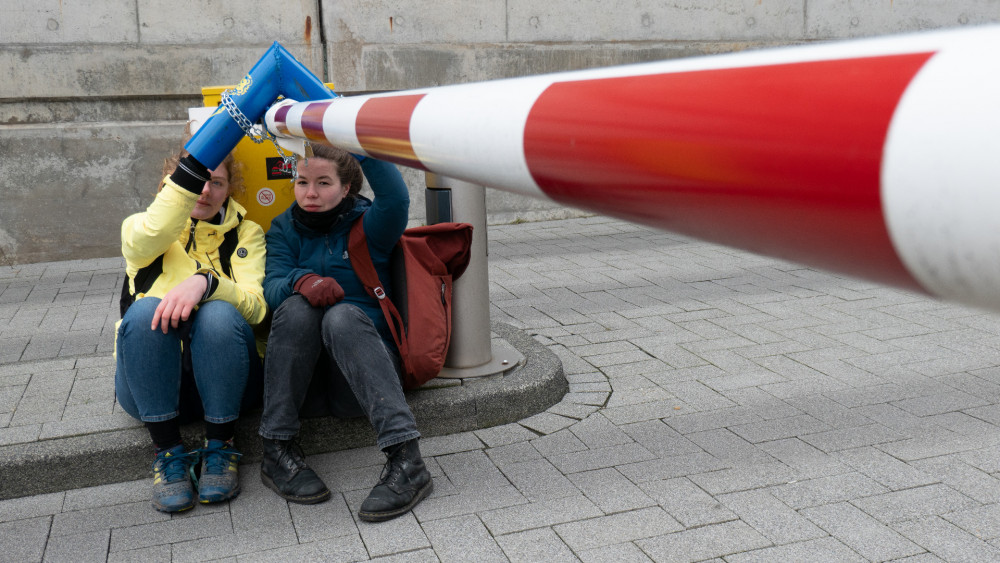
left=146, top=420, right=183, bottom=452
left=204, top=420, right=236, bottom=443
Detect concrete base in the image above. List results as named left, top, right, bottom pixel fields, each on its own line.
left=436, top=338, right=525, bottom=379
left=0, top=321, right=564, bottom=501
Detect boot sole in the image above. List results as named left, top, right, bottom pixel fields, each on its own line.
left=261, top=471, right=332, bottom=504
left=199, top=483, right=242, bottom=504
left=152, top=501, right=194, bottom=513
left=358, top=480, right=434, bottom=523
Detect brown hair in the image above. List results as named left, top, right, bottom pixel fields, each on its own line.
left=157, top=121, right=245, bottom=198
left=305, top=142, right=364, bottom=197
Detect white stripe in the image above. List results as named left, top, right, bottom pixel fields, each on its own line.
left=882, top=36, right=1000, bottom=310
left=319, top=97, right=368, bottom=156
left=282, top=102, right=308, bottom=140
left=408, top=77, right=555, bottom=199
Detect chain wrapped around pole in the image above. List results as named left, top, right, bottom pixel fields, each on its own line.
left=221, top=89, right=298, bottom=175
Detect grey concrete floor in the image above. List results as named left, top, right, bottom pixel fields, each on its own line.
left=4, top=216, right=1000, bottom=562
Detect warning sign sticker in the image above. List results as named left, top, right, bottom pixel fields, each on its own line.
left=257, top=188, right=276, bottom=207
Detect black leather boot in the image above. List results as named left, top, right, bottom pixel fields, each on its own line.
left=359, top=438, right=433, bottom=522
left=260, top=438, right=331, bottom=504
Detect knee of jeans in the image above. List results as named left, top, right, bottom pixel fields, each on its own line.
left=192, top=301, right=249, bottom=342
left=273, top=295, right=322, bottom=326
left=195, top=300, right=242, bottom=323
left=322, top=303, right=370, bottom=333
left=120, top=297, right=160, bottom=330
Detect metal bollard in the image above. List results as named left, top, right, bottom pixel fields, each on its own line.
left=425, top=172, right=523, bottom=378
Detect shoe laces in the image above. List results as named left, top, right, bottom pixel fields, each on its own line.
left=276, top=439, right=309, bottom=473
left=200, top=439, right=242, bottom=476
left=153, top=447, right=198, bottom=483
left=377, top=443, right=405, bottom=486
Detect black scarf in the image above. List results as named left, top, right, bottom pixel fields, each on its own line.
left=207, top=198, right=230, bottom=225
left=292, top=197, right=353, bottom=233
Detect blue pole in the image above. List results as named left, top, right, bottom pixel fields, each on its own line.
left=184, top=42, right=336, bottom=170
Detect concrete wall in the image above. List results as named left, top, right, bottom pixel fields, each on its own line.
left=2, top=1, right=999, bottom=265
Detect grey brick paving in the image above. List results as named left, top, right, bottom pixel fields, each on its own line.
left=635, top=519, right=772, bottom=562
left=802, top=501, right=924, bottom=561
left=893, top=516, right=1000, bottom=562
left=578, top=542, right=654, bottom=563
left=480, top=494, right=602, bottom=536
left=43, top=529, right=111, bottom=563
left=718, top=489, right=826, bottom=544
left=498, top=458, right=581, bottom=501
left=423, top=515, right=508, bottom=563
left=495, top=527, right=578, bottom=563
left=8, top=217, right=1000, bottom=561
left=723, top=536, right=867, bottom=563
left=554, top=506, right=683, bottom=551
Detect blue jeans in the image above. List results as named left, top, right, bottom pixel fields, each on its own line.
left=258, top=295, right=420, bottom=450
left=115, top=297, right=261, bottom=423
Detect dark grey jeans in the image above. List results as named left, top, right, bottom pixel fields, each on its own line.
left=258, top=295, right=420, bottom=450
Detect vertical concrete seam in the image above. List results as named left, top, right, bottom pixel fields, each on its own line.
left=317, top=0, right=330, bottom=83
left=802, top=0, right=809, bottom=39
left=134, top=0, right=142, bottom=44
left=505, top=0, right=509, bottom=42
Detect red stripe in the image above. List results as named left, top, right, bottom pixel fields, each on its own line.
left=523, top=54, right=934, bottom=291
left=274, top=105, right=292, bottom=136
left=301, top=102, right=330, bottom=142
left=356, top=95, right=427, bottom=170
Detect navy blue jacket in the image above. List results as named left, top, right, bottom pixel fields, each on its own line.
left=263, top=158, right=409, bottom=348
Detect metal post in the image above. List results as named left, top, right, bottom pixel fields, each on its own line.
left=425, top=172, right=523, bottom=378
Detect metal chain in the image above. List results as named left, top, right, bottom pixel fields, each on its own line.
left=220, top=89, right=264, bottom=142
left=220, top=88, right=298, bottom=175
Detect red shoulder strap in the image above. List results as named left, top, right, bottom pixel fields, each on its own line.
left=348, top=215, right=381, bottom=296
left=347, top=214, right=412, bottom=371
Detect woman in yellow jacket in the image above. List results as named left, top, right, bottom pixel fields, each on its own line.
left=116, top=147, right=266, bottom=513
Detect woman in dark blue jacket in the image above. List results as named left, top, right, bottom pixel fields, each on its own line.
left=259, top=143, right=431, bottom=522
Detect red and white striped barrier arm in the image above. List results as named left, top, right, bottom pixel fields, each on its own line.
left=266, top=26, right=1000, bottom=312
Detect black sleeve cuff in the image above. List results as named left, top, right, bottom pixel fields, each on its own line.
left=198, top=271, right=219, bottom=301
left=207, top=274, right=220, bottom=298
left=170, top=155, right=211, bottom=194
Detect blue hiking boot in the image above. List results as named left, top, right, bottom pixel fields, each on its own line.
left=197, top=438, right=242, bottom=504
left=151, top=444, right=198, bottom=513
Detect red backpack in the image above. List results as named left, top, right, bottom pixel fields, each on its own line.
left=348, top=214, right=474, bottom=389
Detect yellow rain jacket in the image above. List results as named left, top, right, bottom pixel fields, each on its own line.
left=116, top=177, right=267, bottom=356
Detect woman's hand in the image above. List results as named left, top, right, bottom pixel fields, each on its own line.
left=151, top=274, right=209, bottom=333
left=294, top=273, right=345, bottom=307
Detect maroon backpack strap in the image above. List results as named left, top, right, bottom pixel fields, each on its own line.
left=347, top=214, right=411, bottom=368
left=347, top=215, right=383, bottom=299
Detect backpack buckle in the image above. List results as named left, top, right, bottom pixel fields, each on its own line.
left=374, top=286, right=386, bottom=300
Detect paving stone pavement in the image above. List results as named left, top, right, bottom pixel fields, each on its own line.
left=5, top=215, right=1000, bottom=561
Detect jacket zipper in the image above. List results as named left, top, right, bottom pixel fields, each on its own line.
left=185, top=219, right=199, bottom=253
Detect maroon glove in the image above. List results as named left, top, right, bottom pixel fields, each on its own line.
left=294, top=273, right=345, bottom=307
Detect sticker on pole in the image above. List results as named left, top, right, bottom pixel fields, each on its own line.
left=257, top=188, right=276, bottom=207
left=233, top=75, right=252, bottom=96
left=266, top=157, right=295, bottom=180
